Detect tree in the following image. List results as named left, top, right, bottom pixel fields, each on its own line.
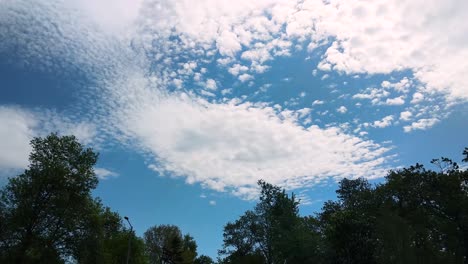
left=219, top=210, right=264, bottom=264
left=219, top=148, right=468, bottom=264
left=220, top=180, right=320, bottom=264
left=318, top=178, right=379, bottom=264
left=74, top=202, right=148, bottom=264
left=194, top=255, right=215, bottom=264
left=0, top=133, right=149, bottom=263
left=0, top=133, right=99, bottom=263
left=378, top=159, right=468, bottom=263
left=144, top=225, right=198, bottom=264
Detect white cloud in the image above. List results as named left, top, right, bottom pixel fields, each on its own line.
left=353, top=88, right=390, bottom=104
left=69, top=0, right=143, bottom=33
left=95, top=168, right=119, bottom=180
left=385, top=96, right=405, bottom=106
left=411, top=92, right=425, bottom=104
left=209, top=200, right=216, bottom=206
left=111, top=84, right=391, bottom=198
left=372, top=115, right=394, bottom=128
left=7, top=0, right=466, bottom=104
left=228, top=64, right=249, bottom=76
left=403, top=118, right=439, bottom=132
left=0, top=0, right=138, bottom=81
left=316, top=0, right=468, bottom=100
left=337, top=106, right=347, bottom=114
left=173, top=79, right=183, bottom=89
left=0, top=106, right=35, bottom=170
left=312, top=100, right=324, bottom=106
left=399, top=111, right=413, bottom=121
left=3, top=0, right=464, bottom=200
left=217, top=30, right=242, bottom=57
left=143, top=0, right=468, bottom=102
left=0, top=106, right=98, bottom=172
left=205, top=79, right=217, bottom=90
left=317, top=61, right=332, bottom=71
left=381, top=78, right=412, bottom=93
left=238, top=73, right=254, bottom=82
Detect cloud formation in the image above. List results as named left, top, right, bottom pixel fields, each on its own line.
left=0, top=106, right=98, bottom=172
left=108, top=83, right=391, bottom=198
left=95, top=168, right=119, bottom=180
left=1, top=0, right=466, bottom=198
left=135, top=0, right=468, bottom=101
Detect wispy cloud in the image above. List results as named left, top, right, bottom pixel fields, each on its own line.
left=0, top=106, right=99, bottom=172
left=95, top=168, right=119, bottom=180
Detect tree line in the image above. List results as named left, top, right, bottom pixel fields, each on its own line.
left=1, top=134, right=467, bottom=263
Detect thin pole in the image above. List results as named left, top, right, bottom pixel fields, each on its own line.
left=124, top=216, right=133, bottom=264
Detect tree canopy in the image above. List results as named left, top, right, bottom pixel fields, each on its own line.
left=144, top=224, right=198, bottom=264
left=1, top=133, right=467, bottom=264
left=0, top=134, right=147, bottom=263
left=219, top=152, right=468, bottom=264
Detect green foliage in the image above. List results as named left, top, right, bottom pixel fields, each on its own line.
left=220, top=148, right=468, bottom=264
left=74, top=202, right=148, bottom=264
left=220, top=180, right=321, bottom=264
left=144, top=224, right=198, bottom=264
left=1, top=133, right=467, bottom=264
left=0, top=134, right=148, bottom=263
left=194, top=255, right=215, bottom=264
left=0, top=134, right=99, bottom=262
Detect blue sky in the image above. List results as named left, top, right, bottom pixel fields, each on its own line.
left=1, top=0, right=467, bottom=258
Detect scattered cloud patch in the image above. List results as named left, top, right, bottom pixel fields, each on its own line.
left=337, top=106, right=347, bottom=114
left=399, top=111, right=413, bottom=121
left=411, top=92, right=425, bottom=104
left=372, top=116, right=394, bottom=128
left=312, top=100, right=324, bottom=106
left=94, top=168, right=119, bottom=180
left=228, top=64, right=249, bottom=76
left=238, top=73, right=254, bottom=83
left=403, top=118, right=440, bottom=133
left=0, top=106, right=99, bottom=172
left=385, top=97, right=405, bottom=106
left=205, top=79, right=217, bottom=90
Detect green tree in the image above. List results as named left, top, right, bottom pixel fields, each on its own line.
left=74, top=202, right=148, bottom=264
left=144, top=224, right=198, bottom=264
left=220, top=180, right=320, bottom=264
left=219, top=210, right=264, bottom=264
left=318, top=178, right=379, bottom=264
left=0, top=133, right=149, bottom=263
left=377, top=158, right=468, bottom=263
left=194, top=255, right=215, bottom=264
left=0, top=134, right=99, bottom=263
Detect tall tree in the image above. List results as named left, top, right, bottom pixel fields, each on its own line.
left=0, top=133, right=99, bottom=263
left=220, top=180, right=320, bottom=264
left=318, top=178, right=379, bottom=264
left=378, top=159, right=468, bottom=263
left=74, top=202, right=148, bottom=264
left=144, top=225, right=198, bottom=264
